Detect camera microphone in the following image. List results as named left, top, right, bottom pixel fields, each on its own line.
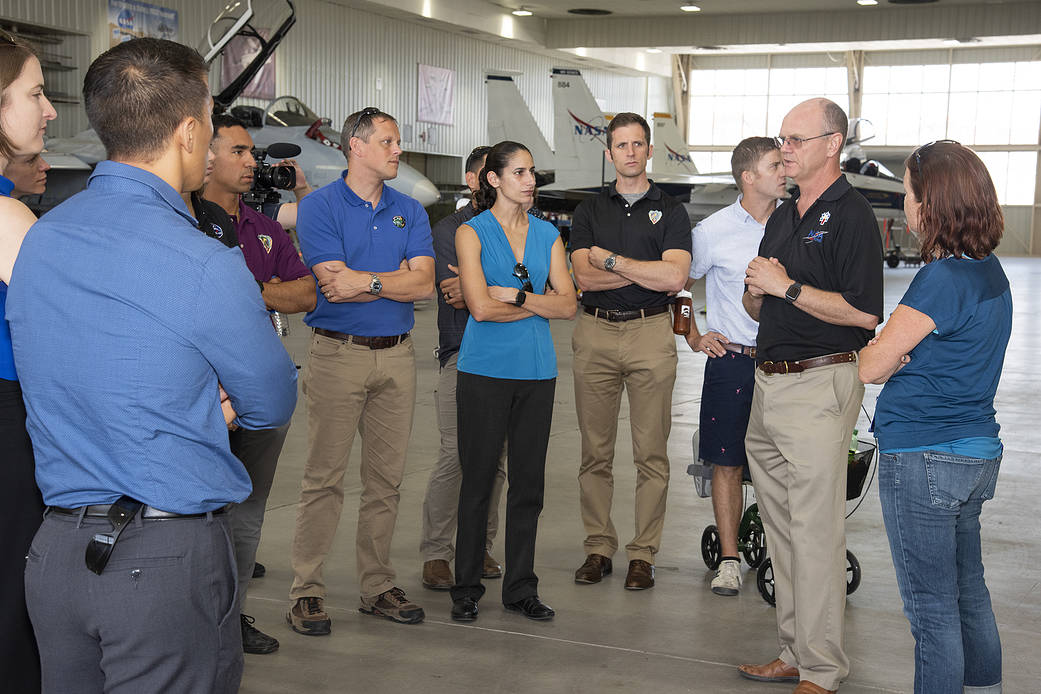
left=265, top=142, right=302, bottom=160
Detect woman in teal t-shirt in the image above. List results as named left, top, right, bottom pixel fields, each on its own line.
left=449, top=141, right=576, bottom=623
left=860, top=141, right=1010, bottom=694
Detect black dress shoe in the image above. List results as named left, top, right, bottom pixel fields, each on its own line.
left=252, top=562, right=266, bottom=579
left=504, top=596, right=554, bottom=621
left=451, top=597, right=479, bottom=622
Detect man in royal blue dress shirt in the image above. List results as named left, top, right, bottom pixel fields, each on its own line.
left=6, top=39, right=297, bottom=694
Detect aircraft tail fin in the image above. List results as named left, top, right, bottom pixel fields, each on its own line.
left=486, top=73, right=554, bottom=171
left=652, top=113, right=700, bottom=175
left=552, top=67, right=613, bottom=189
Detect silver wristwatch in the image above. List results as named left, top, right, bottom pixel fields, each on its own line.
left=369, top=274, right=383, bottom=296
left=604, top=254, right=617, bottom=272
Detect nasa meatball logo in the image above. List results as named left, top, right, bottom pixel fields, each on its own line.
left=210, top=223, right=224, bottom=239
left=258, top=234, right=273, bottom=253
left=392, top=215, right=406, bottom=228
left=648, top=210, right=662, bottom=225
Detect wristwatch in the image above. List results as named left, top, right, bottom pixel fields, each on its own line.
left=604, top=254, right=617, bottom=272
left=514, top=290, right=527, bottom=307
left=369, top=274, right=383, bottom=296
left=784, top=282, right=803, bottom=304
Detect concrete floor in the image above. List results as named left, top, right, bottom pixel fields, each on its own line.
left=238, top=258, right=1041, bottom=694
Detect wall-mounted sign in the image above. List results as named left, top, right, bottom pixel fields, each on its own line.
left=108, top=0, right=179, bottom=47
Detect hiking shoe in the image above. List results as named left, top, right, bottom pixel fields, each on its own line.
left=286, top=596, right=331, bottom=636
left=359, top=587, right=425, bottom=624
left=711, top=559, right=742, bottom=596
left=482, top=552, right=503, bottom=579
left=241, top=614, right=279, bottom=654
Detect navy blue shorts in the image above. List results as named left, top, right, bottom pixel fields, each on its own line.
left=698, top=352, right=755, bottom=467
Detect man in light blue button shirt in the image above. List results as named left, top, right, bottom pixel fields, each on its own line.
left=686, top=136, right=785, bottom=597
left=7, top=39, right=296, bottom=694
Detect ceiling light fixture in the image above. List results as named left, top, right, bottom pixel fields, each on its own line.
left=646, top=48, right=662, bottom=53
left=512, top=6, right=533, bottom=16
left=857, top=0, right=878, bottom=5
left=680, top=4, right=701, bottom=11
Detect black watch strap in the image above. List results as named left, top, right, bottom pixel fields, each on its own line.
left=515, top=290, right=526, bottom=307
left=784, top=282, right=803, bottom=303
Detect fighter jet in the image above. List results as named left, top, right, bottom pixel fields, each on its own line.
left=44, top=0, right=439, bottom=210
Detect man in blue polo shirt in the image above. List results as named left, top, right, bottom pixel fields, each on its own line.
left=287, top=107, right=434, bottom=634
left=6, top=39, right=297, bottom=693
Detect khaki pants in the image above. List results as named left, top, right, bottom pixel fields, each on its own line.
left=290, top=332, right=416, bottom=600
left=745, top=361, right=863, bottom=691
left=420, top=353, right=505, bottom=562
left=572, top=311, right=677, bottom=563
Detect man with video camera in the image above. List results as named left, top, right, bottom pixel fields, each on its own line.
left=201, top=113, right=316, bottom=655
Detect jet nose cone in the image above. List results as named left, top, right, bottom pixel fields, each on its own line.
left=413, top=179, right=440, bottom=207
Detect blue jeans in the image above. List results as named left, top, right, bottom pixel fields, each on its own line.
left=879, top=449, right=1002, bottom=694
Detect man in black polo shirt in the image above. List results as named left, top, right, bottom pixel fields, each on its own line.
left=569, top=112, right=691, bottom=591
left=738, top=98, right=883, bottom=694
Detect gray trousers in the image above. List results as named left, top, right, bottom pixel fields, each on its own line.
left=420, top=354, right=505, bottom=561
left=228, top=423, right=290, bottom=610
left=25, top=510, right=241, bottom=694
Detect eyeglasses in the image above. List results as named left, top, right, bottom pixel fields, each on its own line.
left=513, top=263, right=533, bottom=293
left=774, top=132, right=838, bottom=149
left=347, top=107, right=383, bottom=143
left=912, top=139, right=959, bottom=170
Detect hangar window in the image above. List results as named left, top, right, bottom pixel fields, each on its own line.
left=687, top=65, right=847, bottom=173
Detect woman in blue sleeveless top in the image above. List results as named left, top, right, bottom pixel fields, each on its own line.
left=0, top=33, right=58, bottom=693
left=860, top=142, right=1010, bottom=694
left=449, top=141, right=576, bottom=622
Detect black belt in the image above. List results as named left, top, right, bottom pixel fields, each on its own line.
left=49, top=504, right=226, bottom=520
left=50, top=496, right=226, bottom=575
left=583, top=305, right=670, bottom=322
left=314, top=327, right=409, bottom=349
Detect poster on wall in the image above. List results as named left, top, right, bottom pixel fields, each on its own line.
left=108, top=0, right=179, bottom=47
left=220, top=29, right=276, bottom=100
left=418, top=64, right=454, bottom=126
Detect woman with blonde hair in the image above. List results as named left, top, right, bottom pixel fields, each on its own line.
left=0, top=31, right=56, bottom=692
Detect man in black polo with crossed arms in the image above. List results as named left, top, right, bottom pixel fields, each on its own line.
left=739, top=98, right=882, bottom=694
left=570, top=112, right=691, bottom=591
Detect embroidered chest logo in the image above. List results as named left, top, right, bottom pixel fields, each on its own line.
left=210, top=223, right=224, bottom=239
left=804, top=211, right=831, bottom=243
left=648, top=210, right=662, bottom=225
left=819, top=211, right=831, bottom=225
left=258, top=234, right=273, bottom=253
left=392, top=215, right=406, bottom=228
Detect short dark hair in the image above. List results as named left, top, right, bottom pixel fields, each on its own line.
left=340, top=107, right=398, bottom=154
left=606, top=112, right=650, bottom=149
left=83, top=38, right=209, bottom=161
left=731, top=136, right=779, bottom=190
left=465, top=146, right=491, bottom=174
left=0, top=31, right=39, bottom=160
left=475, top=140, right=531, bottom=212
left=821, top=99, right=848, bottom=150
left=905, top=141, right=1003, bottom=261
left=211, top=113, right=247, bottom=140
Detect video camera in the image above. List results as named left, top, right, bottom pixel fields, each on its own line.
left=241, top=141, right=302, bottom=214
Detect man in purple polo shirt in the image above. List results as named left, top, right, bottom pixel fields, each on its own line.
left=202, top=114, right=316, bottom=655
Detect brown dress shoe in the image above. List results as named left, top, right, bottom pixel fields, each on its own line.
left=422, top=559, right=453, bottom=590
left=574, top=554, right=612, bottom=584
left=482, top=552, right=503, bottom=579
left=793, top=681, right=836, bottom=694
left=624, top=559, right=655, bottom=590
left=737, top=658, right=800, bottom=683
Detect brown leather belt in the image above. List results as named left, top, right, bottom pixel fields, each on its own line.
left=758, top=351, right=857, bottom=374
left=724, top=343, right=757, bottom=359
left=583, top=304, right=670, bottom=322
left=49, top=504, right=226, bottom=520
left=314, top=327, right=410, bottom=350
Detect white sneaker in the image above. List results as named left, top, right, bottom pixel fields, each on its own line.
left=711, top=559, right=742, bottom=596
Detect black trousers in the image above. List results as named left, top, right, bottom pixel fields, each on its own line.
left=452, top=371, right=555, bottom=604
left=0, top=378, right=42, bottom=692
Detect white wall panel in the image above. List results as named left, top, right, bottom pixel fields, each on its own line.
left=2, top=0, right=661, bottom=157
